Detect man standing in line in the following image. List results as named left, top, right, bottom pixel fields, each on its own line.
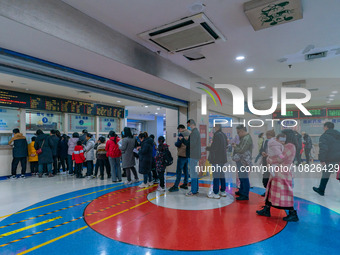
left=79, top=129, right=88, bottom=145
left=232, top=125, right=253, bottom=201
left=302, top=132, right=313, bottom=164
left=181, top=119, right=201, bottom=196
left=169, top=124, right=190, bottom=192
left=313, top=122, right=340, bottom=196
left=8, top=128, right=28, bottom=179
left=50, top=130, right=60, bottom=175
left=206, top=124, right=228, bottom=199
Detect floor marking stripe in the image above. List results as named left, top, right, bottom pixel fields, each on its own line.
left=14, top=191, right=162, bottom=254
left=0, top=217, right=62, bottom=238
left=0, top=186, right=129, bottom=228
left=0, top=184, right=125, bottom=219
left=16, top=226, right=88, bottom=255
left=137, top=184, right=157, bottom=192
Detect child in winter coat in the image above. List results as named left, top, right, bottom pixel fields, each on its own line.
left=155, top=136, right=169, bottom=192
left=28, top=136, right=39, bottom=175
left=72, top=140, right=86, bottom=178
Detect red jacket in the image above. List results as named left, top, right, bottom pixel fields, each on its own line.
left=105, top=137, right=122, bottom=158
left=72, top=145, right=86, bottom=163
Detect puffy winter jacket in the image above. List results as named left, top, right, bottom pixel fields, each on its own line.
left=9, top=133, right=28, bottom=158
left=318, top=129, right=340, bottom=162
left=84, top=138, right=95, bottom=161
left=68, top=137, right=79, bottom=155
left=28, top=141, right=38, bottom=162
left=72, top=145, right=86, bottom=163
left=106, top=136, right=122, bottom=158
left=138, top=137, right=154, bottom=174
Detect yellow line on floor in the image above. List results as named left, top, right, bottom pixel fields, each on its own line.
left=0, top=216, right=62, bottom=238
left=136, top=184, right=158, bottom=192
left=17, top=226, right=88, bottom=255
left=0, top=184, right=124, bottom=219
left=16, top=194, right=164, bottom=254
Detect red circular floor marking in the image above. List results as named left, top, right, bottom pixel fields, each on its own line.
left=84, top=184, right=287, bottom=251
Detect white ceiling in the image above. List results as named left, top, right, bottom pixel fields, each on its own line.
left=61, top=0, right=340, bottom=107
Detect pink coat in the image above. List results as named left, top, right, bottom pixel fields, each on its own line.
left=266, top=143, right=296, bottom=207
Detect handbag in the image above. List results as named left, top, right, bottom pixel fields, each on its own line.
left=36, top=139, right=45, bottom=155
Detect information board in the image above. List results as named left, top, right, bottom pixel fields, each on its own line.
left=273, top=110, right=299, bottom=119
left=327, top=109, right=340, bottom=117
left=300, top=109, right=327, bottom=118
left=0, top=89, right=124, bottom=118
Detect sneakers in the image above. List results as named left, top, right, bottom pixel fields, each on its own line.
left=139, top=183, right=148, bottom=188
left=186, top=191, right=198, bottom=196
left=207, top=193, right=221, bottom=199
left=133, top=179, right=139, bottom=183
left=168, top=186, right=179, bottom=192
left=147, top=181, right=154, bottom=186
left=283, top=210, right=299, bottom=222
left=180, top=184, right=188, bottom=190
left=124, top=180, right=133, bottom=185
left=48, top=173, right=54, bottom=177
left=91, top=175, right=96, bottom=179
left=20, top=174, right=26, bottom=179
left=313, top=187, right=324, bottom=196
left=157, top=186, right=166, bottom=192
left=220, top=191, right=227, bottom=197
left=256, top=206, right=271, bottom=217
left=38, top=174, right=43, bottom=178
left=10, top=175, right=17, bottom=179
left=153, top=179, right=159, bottom=184
left=86, top=176, right=92, bottom=179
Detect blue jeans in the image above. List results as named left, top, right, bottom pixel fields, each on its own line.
left=67, top=155, right=74, bottom=174
left=143, top=172, right=152, bottom=184
left=109, top=157, right=121, bottom=181
left=39, top=163, right=52, bottom=174
left=189, top=158, right=199, bottom=194
left=212, top=165, right=226, bottom=194
left=174, top=157, right=188, bottom=187
left=236, top=161, right=250, bottom=197
left=86, top=160, right=94, bottom=176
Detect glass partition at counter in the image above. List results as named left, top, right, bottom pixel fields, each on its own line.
left=68, top=114, right=95, bottom=133
left=26, top=111, right=63, bottom=132
left=0, top=107, right=20, bottom=131
left=0, top=134, right=13, bottom=146
left=99, top=117, right=119, bottom=133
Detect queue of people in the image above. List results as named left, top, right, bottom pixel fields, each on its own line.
left=8, top=120, right=340, bottom=223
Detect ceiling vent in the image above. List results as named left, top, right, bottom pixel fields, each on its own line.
left=244, top=0, right=303, bottom=31
left=305, top=51, right=328, bottom=60
left=138, top=13, right=226, bottom=53
left=282, top=80, right=306, bottom=88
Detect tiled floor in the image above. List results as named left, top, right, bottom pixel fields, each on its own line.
left=0, top=170, right=339, bottom=254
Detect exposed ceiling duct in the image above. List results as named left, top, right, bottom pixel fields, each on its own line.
left=244, top=0, right=303, bottom=31
left=138, top=13, right=226, bottom=53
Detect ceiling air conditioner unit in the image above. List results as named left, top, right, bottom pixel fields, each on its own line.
left=138, top=13, right=226, bottom=53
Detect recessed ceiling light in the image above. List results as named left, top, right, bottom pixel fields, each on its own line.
left=329, top=95, right=335, bottom=97
left=236, top=56, right=245, bottom=61
left=260, top=86, right=266, bottom=89
left=327, top=101, right=331, bottom=104
left=329, top=98, right=334, bottom=101
left=155, top=112, right=158, bottom=115
left=332, top=91, right=338, bottom=94
left=117, top=100, right=121, bottom=103
left=145, top=105, right=148, bottom=108
left=246, top=68, right=254, bottom=72
left=157, top=107, right=161, bottom=110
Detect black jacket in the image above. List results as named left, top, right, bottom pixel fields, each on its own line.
left=34, top=134, right=54, bottom=164
left=138, top=137, right=154, bottom=174
left=9, top=133, right=28, bottom=158
left=50, top=135, right=60, bottom=156
left=318, top=129, right=340, bottom=162
left=58, top=139, right=69, bottom=158
left=182, top=127, right=201, bottom=160
left=207, top=130, right=227, bottom=165
left=303, top=134, right=313, bottom=150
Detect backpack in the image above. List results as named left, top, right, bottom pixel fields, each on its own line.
left=163, top=148, right=173, bottom=166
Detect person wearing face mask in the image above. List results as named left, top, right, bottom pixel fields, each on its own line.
left=257, top=130, right=299, bottom=222
left=181, top=119, right=201, bottom=196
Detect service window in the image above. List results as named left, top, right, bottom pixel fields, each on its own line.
left=0, top=107, right=20, bottom=145
left=26, top=111, right=63, bottom=132
left=69, top=114, right=95, bottom=133
left=99, top=117, right=119, bottom=133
